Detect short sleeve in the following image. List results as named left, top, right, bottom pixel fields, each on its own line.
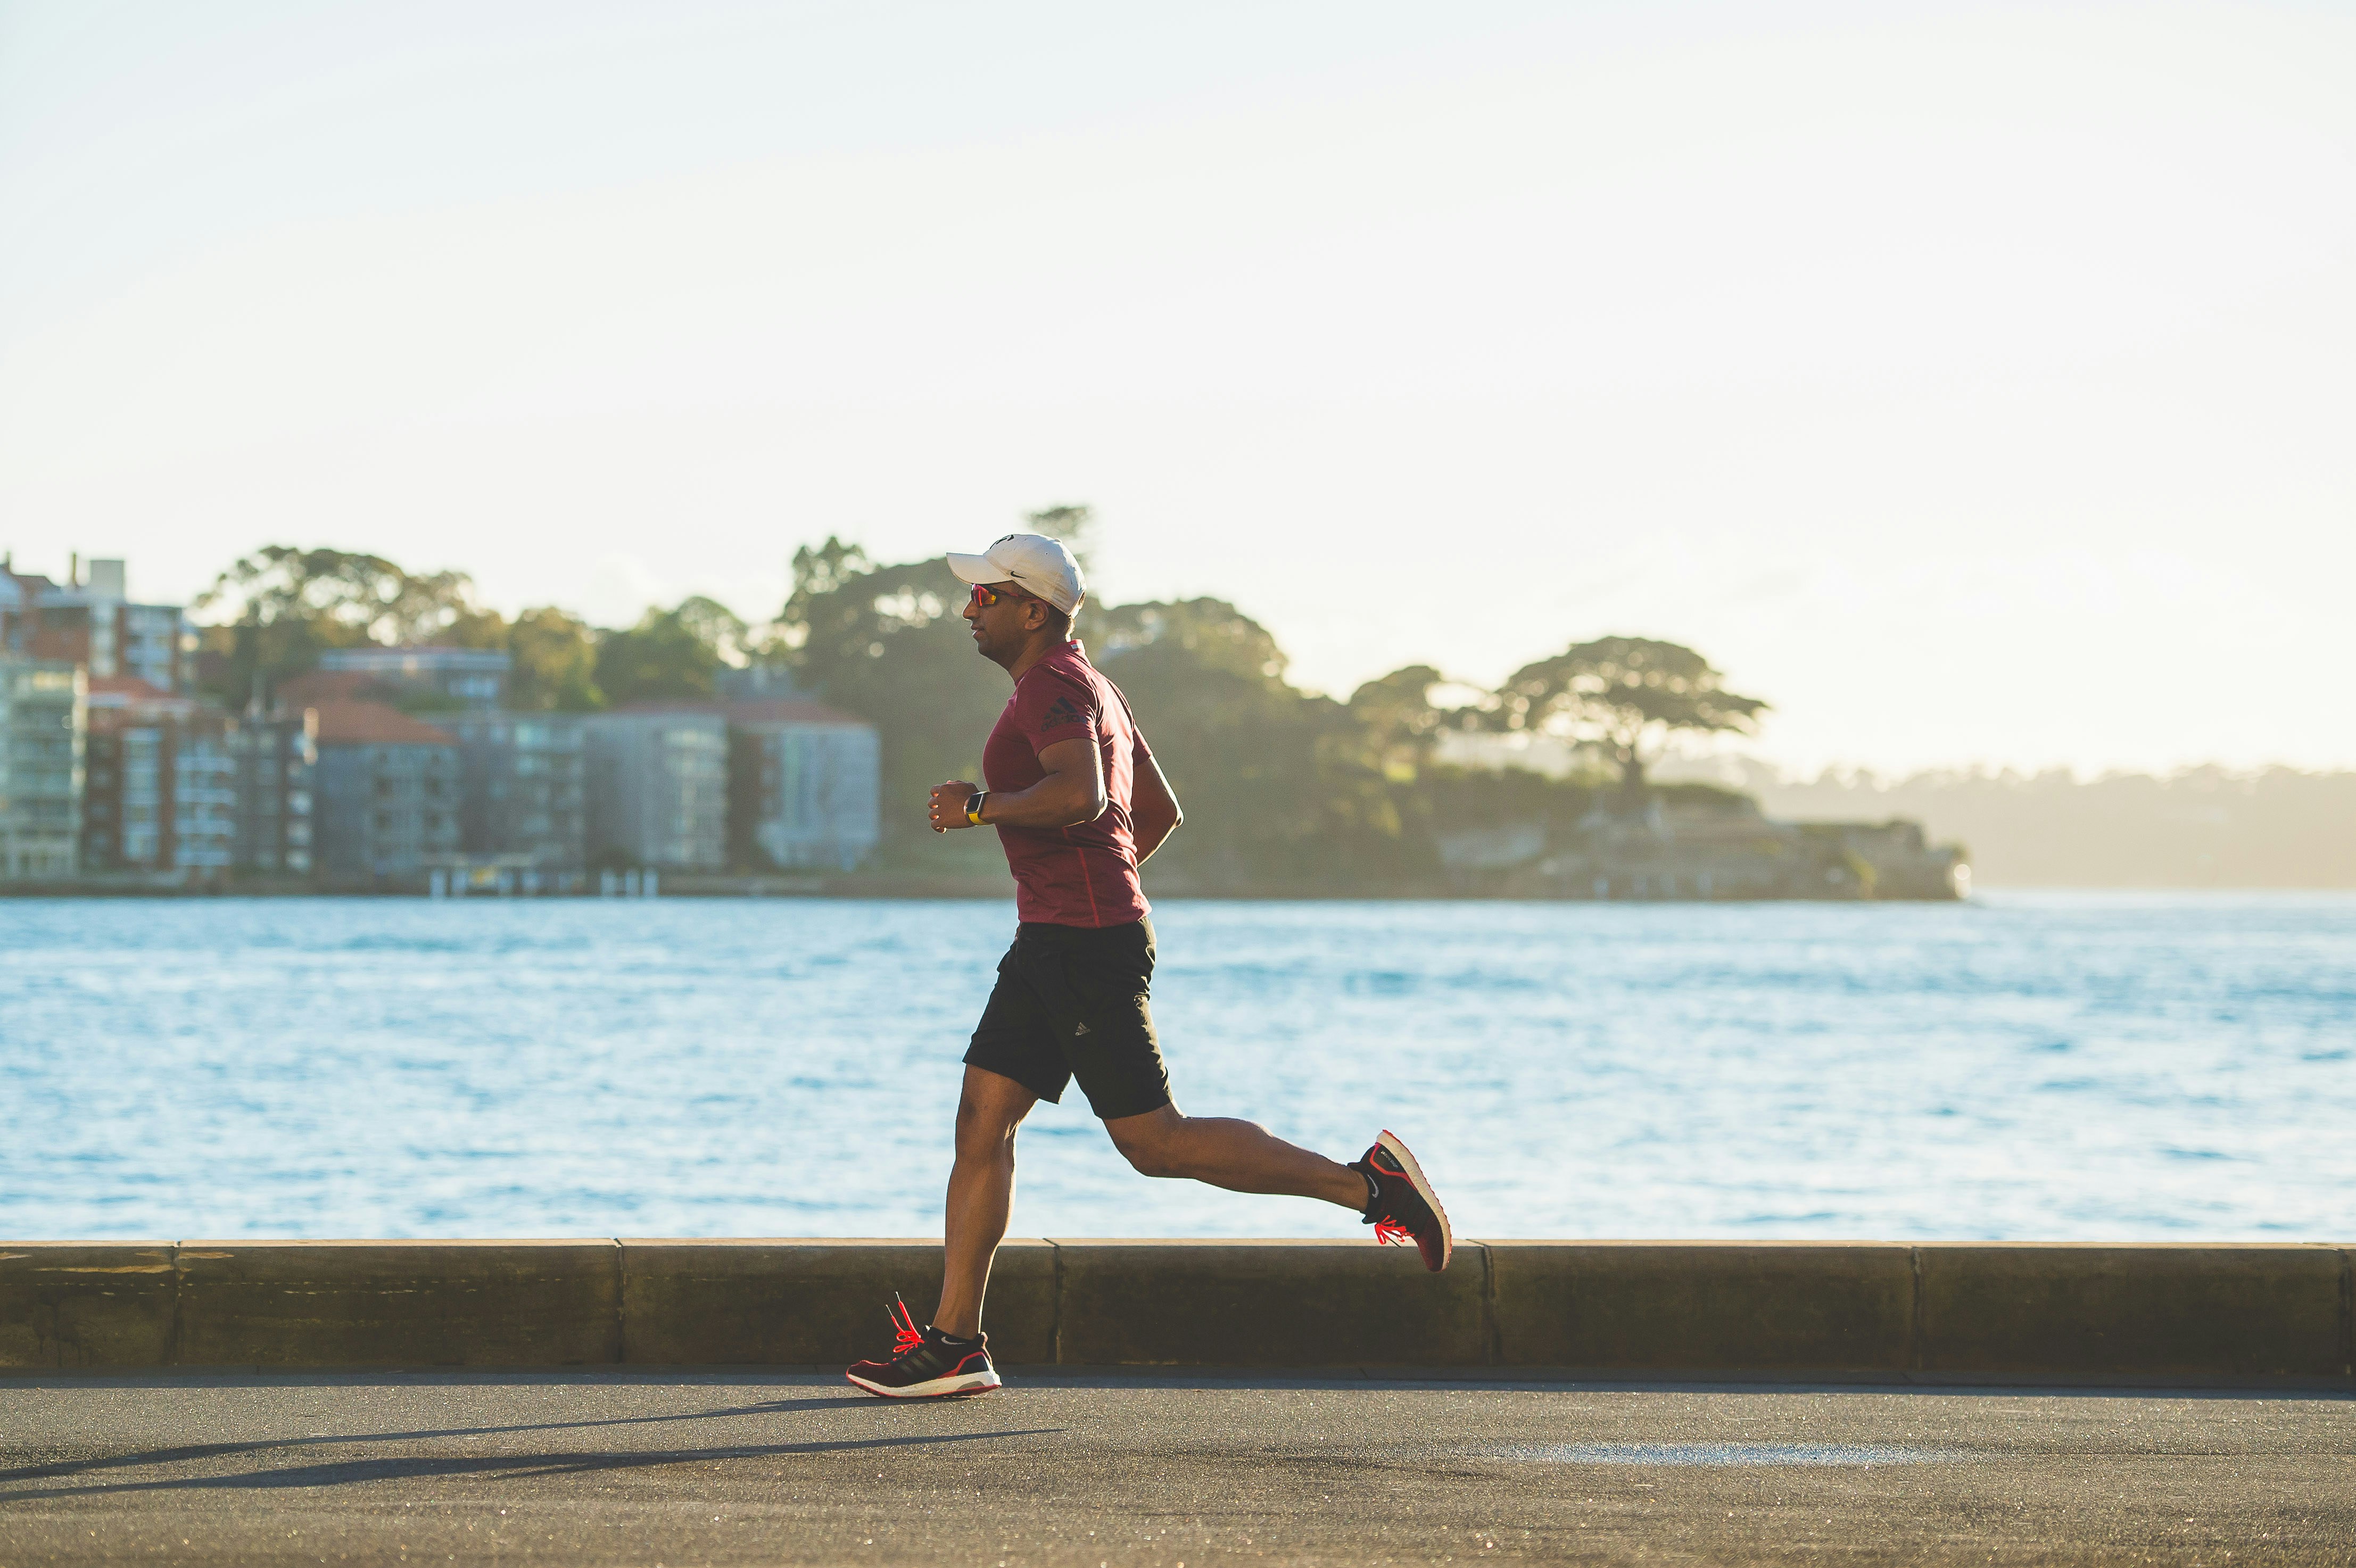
left=1020, top=673, right=1100, bottom=751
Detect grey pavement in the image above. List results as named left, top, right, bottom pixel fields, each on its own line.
left=0, top=1371, right=2350, bottom=1565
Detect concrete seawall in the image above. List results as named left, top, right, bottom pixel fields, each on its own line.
left=5, top=1240, right=2350, bottom=1384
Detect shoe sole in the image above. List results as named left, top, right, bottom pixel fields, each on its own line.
left=1376, top=1128, right=1453, bottom=1271
left=845, top=1368, right=1003, bottom=1399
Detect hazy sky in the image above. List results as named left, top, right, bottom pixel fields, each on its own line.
left=3, top=2, right=2350, bottom=775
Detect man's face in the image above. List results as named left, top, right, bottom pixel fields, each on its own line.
left=963, top=579, right=1041, bottom=662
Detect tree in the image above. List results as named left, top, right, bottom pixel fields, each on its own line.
left=1494, top=636, right=1766, bottom=797
left=592, top=598, right=745, bottom=707
left=194, top=545, right=487, bottom=703
left=507, top=607, right=605, bottom=711
left=779, top=537, right=873, bottom=631
left=1095, top=596, right=1289, bottom=684
left=1092, top=599, right=1428, bottom=887
left=670, top=595, right=753, bottom=668
left=1346, top=665, right=1490, bottom=782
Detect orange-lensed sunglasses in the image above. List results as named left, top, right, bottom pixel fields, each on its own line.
left=967, top=580, right=1037, bottom=609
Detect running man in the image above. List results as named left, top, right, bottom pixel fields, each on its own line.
left=846, top=532, right=1451, bottom=1399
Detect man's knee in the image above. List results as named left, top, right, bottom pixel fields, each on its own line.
left=954, top=1094, right=1023, bottom=1163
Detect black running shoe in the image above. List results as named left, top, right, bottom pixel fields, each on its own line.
left=1351, top=1129, right=1453, bottom=1271
left=845, top=1293, right=1002, bottom=1399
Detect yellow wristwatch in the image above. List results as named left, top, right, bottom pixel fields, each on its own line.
left=965, top=791, right=989, bottom=826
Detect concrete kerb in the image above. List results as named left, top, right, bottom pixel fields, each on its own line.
left=175, top=1240, right=623, bottom=1368
left=1047, top=1239, right=1490, bottom=1366
left=618, top=1239, right=1056, bottom=1366
left=3, top=1240, right=2352, bottom=1382
left=0, top=1241, right=177, bottom=1370
left=2342, top=1247, right=2355, bottom=1377
left=1912, top=1242, right=2347, bottom=1381
left=1488, top=1241, right=1915, bottom=1374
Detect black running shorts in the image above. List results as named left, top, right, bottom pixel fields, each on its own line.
left=964, top=917, right=1173, bottom=1121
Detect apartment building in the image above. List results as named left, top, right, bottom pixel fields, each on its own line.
left=581, top=709, right=728, bottom=872
left=0, top=654, right=85, bottom=879
left=441, top=712, right=588, bottom=874
left=1, top=555, right=195, bottom=693
left=230, top=709, right=319, bottom=877
left=80, top=676, right=235, bottom=875
left=725, top=698, right=880, bottom=871
left=310, top=646, right=509, bottom=710
left=310, top=701, right=462, bottom=885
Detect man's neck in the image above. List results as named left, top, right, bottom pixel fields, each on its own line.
left=1005, top=634, right=1073, bottom=684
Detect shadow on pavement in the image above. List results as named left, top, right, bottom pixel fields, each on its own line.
left=0, top=1427, right=1062, bottom=1502
left=0, top=1390, right=1047, bottom=1498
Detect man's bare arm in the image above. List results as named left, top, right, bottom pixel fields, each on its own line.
left=928, top=737, right=1106, bottom=833
left=1131, top=751, right=1182, bottom=865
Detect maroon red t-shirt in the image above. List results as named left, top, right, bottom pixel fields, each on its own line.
left=983, top=640, right=1153, bottom=928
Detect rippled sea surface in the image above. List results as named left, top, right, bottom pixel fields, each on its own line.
left=3, top=893, right=2351, bottom=1241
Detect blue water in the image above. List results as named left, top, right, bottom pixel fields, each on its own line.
left=2, top=894, right=2350, bottom=1241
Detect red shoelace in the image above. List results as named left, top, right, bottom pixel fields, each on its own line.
left=887, top=1293, right=925, bottom=1356
left=1372, top=1217, right=1414, bottom=1246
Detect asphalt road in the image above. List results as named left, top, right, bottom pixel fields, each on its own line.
left=1, top=1371, right=2350, bottom=1565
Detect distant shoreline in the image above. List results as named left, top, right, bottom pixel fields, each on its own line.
left=3, top=878, right=2346, bottom=900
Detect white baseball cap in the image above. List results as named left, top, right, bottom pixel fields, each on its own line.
left=945, top=532, right=1086, bottom=615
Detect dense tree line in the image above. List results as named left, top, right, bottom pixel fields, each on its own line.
left=196, top=521, right=1765, bottom=888
left=197, top=546, right=731, bottom=713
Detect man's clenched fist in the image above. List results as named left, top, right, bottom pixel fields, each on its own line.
left=929, top=779, right=980, bottom=833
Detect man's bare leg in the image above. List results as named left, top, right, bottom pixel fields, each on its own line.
left=1104, top=1104, right=1370, bottom=1209
left=933, top=1065, right=1038, bottom=1340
